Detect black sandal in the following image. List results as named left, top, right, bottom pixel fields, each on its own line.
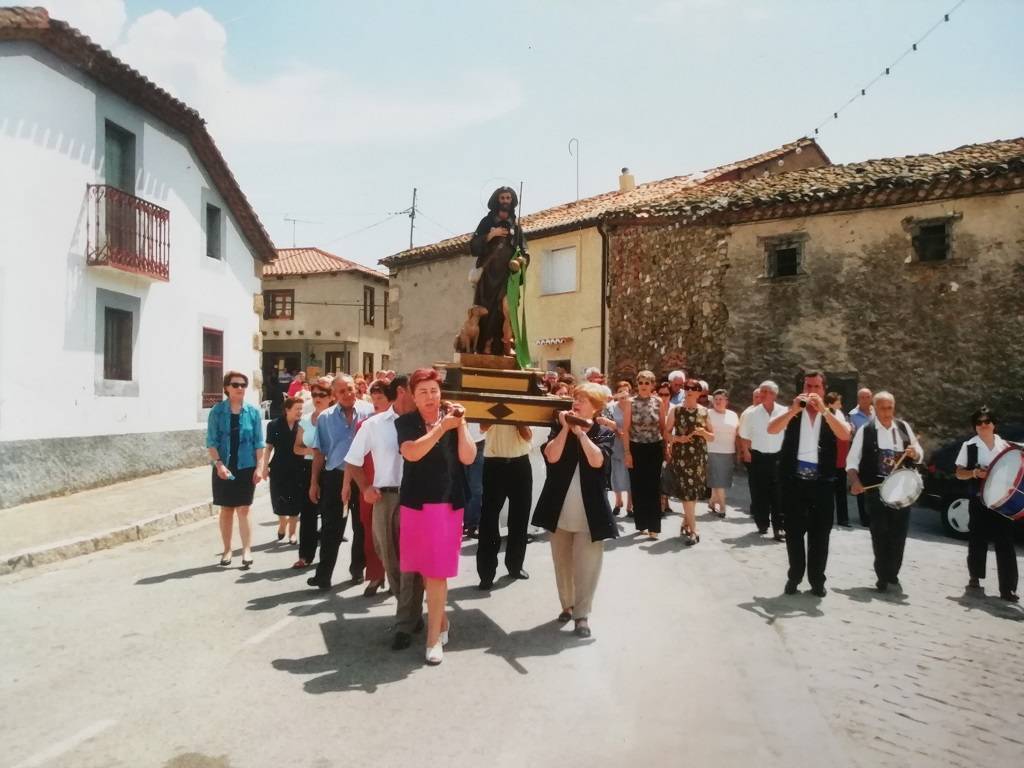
left=241, top=557, right=253, bottom=570
left=573, top=619, right=592, bottom=638
left=219, top=556, right=231, bottom=567
left=557, top=608, right=573, bottom=623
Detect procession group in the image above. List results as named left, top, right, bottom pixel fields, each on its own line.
left=204, top=365, right=1020, bottom=666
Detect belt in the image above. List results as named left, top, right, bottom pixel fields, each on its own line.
left=378, top=487, right=400, bottom=494
left=484, top=455, right=531, bottom=464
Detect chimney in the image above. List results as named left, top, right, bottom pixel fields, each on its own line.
left=618, top=167, right=636, bottom=192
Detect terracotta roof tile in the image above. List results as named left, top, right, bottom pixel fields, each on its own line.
left=381, top=138, right=824, bottom=267
left=0, top=7, right=277, bottom=263
left=266, top=247, right=388, bottom=280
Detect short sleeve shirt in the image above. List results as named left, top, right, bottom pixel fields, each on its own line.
left=395, top=412, right=466, bottom=510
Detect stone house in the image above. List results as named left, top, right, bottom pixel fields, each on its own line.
left=381, top=139, right=830, bottom=375
left=603, top=138, right=1024, bottom=446
left=261, top=247, right=390, bottom=382
left=0, top=8, right=276, bottom=506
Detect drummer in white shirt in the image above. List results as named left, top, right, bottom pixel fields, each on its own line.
left=846, top=391, right=923, bottom=593
left=953, top=406, right=1018, bottom=602
left=344, top=374, right=426, bottom=650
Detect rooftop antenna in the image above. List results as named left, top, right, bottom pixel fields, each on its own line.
left=568, top=138, right=580, bottom=200
left=283, top=215, right=319, bottom=247
left=391, top=188, right=418, bottom=248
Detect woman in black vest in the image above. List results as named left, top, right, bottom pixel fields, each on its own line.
left=532, top=383, right=618, bottom=638
left=954, top=406, right=1018, bottom=602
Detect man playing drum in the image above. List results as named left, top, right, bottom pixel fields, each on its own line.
left=846, top=391, right=923, bottom=593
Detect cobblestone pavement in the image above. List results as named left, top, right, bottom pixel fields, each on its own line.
left=1, top=458, right=1021, bottom=768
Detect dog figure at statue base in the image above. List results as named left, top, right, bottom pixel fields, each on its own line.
left=454, top=305, right=489, bottom=353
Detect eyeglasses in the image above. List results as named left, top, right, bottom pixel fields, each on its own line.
left=975, top=419, right=993, bottom=426
left=637, top=380, right=654, bottom=385
left=228, top=382, right=247, bottom=389
left=312, top=392, right=329, bottom=399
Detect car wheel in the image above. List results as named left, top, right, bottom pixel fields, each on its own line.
left=941, top=497, right=971, bottom=539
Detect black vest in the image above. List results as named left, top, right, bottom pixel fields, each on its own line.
left=857, top=418, right=912, bottom=486
left=779, top=411, right=838, bottom=481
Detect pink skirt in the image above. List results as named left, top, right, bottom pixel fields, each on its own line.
left=399, top=504, right=463, bottom=579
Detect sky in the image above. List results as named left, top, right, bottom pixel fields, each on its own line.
left=42, top=0, right=1024, bottom=268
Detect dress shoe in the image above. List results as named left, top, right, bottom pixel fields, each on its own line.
left=784, top=580, right=798, bottom=595
left=757, top=527, right=769, bottom=535
left=391, top=632, right=412, bottom=651
left=773, top=532, right=786, bottom=543
left=425, top=642, right=443, bottom=665
left=306, top=576, right=330, bottom=591
left=478, top=578, right=494, bottom=590
left=875, top=580, right=888, bottom=593
left=573, top=619, right=592, bottom=638
left=508, top=569, right=530, bottom=580
left=967, top=577, right=981, bottom=589
left=890, top=580, right=903, bottom=592
left=557, top=609, right=573, bottom=623
left=291, top=559, right=309, bottom=569
left=1000, top=591, right=1020, bottom=603
left=810, top=585, right=827, bottom=598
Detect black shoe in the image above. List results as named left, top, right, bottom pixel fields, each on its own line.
left=967, top=577, right=981, bottom=589
left=890, top=580, right=902, bottom=592
left=757, top=527, right=769, bottom=535
left=784, top=581, right=798, bottom=595
left=810, top=585, right=827, bottom=598
left=573, top=619, right=592, bottom=638
left=508, top=569, right=530, bottom=580
left=219, top=556, right=232, bottom=567
left=391, top=632, right=412, bottom=650
left=875, top=580, right=888, bottom=593
left=838, top=521, right=852, bottom=528
left=348, top=575, right=364, bottom=585
left=613, top=506, right=622, bottom=517
left=478, top=578, right=494, bottom=590
left=1000, top=591, right=1020, bottom=603
left=241, top=558, right=253, bottom=570
left=557, top=609, right=573, bottom=623
left=306, top=576, right=330, bottom=591
left=773, top=532, right=786, bottom=542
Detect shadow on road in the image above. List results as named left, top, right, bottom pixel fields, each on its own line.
left=136, top=563, right=227, bottom=584
left=720, top=531, right=779, bottom=549
left=832, top=586, right=910, bottom=606
left=945, top=591, right=1024, bottom=622
left=737, top=594, right=825, bottom=624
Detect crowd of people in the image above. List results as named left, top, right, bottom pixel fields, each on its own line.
left=205, top=365, right=1020, bottom=667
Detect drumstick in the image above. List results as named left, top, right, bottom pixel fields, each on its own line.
left=861, top=450, right=912, bottom=492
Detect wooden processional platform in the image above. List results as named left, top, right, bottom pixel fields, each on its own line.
left=435, top=353, right=570, bottom=427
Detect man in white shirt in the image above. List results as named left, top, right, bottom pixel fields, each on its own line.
left=768, top=371, right=852, bottom=597
left=344, top=374, right=424, bottom=650
left=737, top=386, right=763, bottom=515
left=846, top=391, right=923, bottom=593
left=737, top=381, right=787, bottom=540
left=848, top=388, right=875, bottom=526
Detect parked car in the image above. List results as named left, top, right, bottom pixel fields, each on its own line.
left=921, top=424, right=1024, bottom=538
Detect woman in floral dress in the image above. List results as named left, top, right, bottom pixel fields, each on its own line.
left=664, top=380, right=715, bottom=545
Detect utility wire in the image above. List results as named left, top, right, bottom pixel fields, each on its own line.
left=321, top=213, right=403, bottom=246
left=416, top=209, right=457, bottom=236
left=807, top=0, right=968, bottom=138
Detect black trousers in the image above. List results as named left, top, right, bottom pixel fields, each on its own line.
left=783, top=478, right=833, bottom=587
left=743, top=458, right=754, bottom=515
left=749, top=450, right=783, bottom=534
left=866, top=494, right=910, bottom=583
left=833, top=465, right=850, bottom=526
left=629, top=441, right=664, bottom=534
left=856, top=494, right=870, bottom=526
left=967, top=498, right=1019, bottom=594
left=477, top=455, right=533, bottom=581
left=297, top=460, right=320, bottom=563
left=314, top=469, right=361, bottom=585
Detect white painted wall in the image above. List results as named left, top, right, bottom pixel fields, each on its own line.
left=0, top=42, right=264, bottom=440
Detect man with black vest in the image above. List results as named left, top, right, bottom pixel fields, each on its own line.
left=768, top=371, right=852, bottom=597
left=846, top=391, right=923, bottom=593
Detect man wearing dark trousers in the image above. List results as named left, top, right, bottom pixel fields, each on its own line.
left=308, top=374, right=372, bottom=590
left=477, top=423, right=534, bottom=589
left=847, top=388, right=874, bottom=526
left=769, top=371, right=852, bottom=597
left=738, top=381, right=788, bottom=540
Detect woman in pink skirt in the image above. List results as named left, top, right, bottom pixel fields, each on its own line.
left=396, top=368, right=477, bottom=665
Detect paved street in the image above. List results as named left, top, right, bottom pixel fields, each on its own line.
left=2, top=456, right=1022, bottom=768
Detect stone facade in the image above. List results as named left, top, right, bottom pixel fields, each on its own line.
left=607, top=189, right=1024, bottom=447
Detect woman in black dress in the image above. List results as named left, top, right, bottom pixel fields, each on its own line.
left=262, top=396, right=304, bottom=544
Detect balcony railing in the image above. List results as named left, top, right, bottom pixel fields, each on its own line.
left=87, top=184, right=170, bottom=281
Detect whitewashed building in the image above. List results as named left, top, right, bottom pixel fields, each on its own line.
left=0, top=8, right=277, bottom=506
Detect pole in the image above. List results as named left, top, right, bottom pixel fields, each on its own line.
left=409, top=187, right=417, bottom=249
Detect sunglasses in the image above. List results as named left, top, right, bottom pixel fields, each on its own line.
left=975, top=419, right=993, bottom=426
left=228, top=382, right=247, bottom=389
left=312, top=391, right=329, bottom=399
left=684, top=385, right=703, bottom=392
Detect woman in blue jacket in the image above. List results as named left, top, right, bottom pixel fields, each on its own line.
left=207, top=370, right=265, bottom=569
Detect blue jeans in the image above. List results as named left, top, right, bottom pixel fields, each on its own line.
left=464, top=440, right=485, bottom=527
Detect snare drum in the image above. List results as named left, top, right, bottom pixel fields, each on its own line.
left=879, top=468, right=924, bottom=509
left=981, top=446, right=1024, bottom=521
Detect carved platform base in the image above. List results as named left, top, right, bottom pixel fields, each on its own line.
left=435, top=358, right=569, bottom=427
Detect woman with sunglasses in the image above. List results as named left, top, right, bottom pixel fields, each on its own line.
left=291, top=376, right=334, bottom=569
left=665, top=379, right=714, bottom=544
left=954, top=406, right=1018, bottom=602
left=622, top=370, right=666, bottom=538
left=206, top=371, right=265, bottom=569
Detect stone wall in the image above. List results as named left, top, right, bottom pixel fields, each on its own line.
left=0, top=429, right=207, bottom=508
left=607, top=190, right=1024, bottom=448
left=607, top=222, right=731, bottom=383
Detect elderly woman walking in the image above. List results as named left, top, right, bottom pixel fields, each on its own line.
left=623, top=370, right=666, bottom=538
left=707, top=389, right=739, bottom=518
left=396, top=368, right=477, bottom=665
left=600, top=381, right=633, bottom=516
left=665, top=378, right=714, bottom=545
left=207, top=371, right=265, bottom=569
left=532, top=383, right=618, bottom=638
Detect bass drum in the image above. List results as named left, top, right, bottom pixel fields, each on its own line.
left=879, top=468, right=924, bottom=509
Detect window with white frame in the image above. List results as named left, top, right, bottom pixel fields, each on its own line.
left=541, top=246, right=577, bottom=295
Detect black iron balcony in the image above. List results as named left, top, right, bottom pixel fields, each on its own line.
left=86, top=184, right=170, bottom=281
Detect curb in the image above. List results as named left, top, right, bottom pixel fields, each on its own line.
left=0, top=489, right=266, bottom=576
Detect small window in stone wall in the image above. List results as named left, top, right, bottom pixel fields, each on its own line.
left=763, top=235, right=806, bottom=278
left=913, top=221, right=950, bottom=262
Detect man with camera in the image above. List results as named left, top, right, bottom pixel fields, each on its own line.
left=768, top=371, right=852, bottom=597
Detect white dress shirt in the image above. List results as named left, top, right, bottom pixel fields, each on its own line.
left=738, top=402, right=787, bottom=454
left=797, top=410, right=824, bottom=464
left=846, top=419, right=923, bottom=472
left=344, top=406, right=403, bottom=488
left=955, top=435, right=1009, bottom=469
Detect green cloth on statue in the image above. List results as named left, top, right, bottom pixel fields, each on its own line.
left=505, top=248, right=530, bottom=370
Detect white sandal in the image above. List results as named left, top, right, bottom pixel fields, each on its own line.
left=425, top=642, right=443, bottom=665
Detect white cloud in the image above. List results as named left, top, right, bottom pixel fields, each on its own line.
left=44, top=3, right=521, bottom=146
left=44, top=0, right=127, bottom=47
